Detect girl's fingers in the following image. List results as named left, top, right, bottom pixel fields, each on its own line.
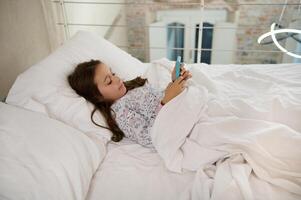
left=179, top=78, right=185, bottom=84
left=179, top=78, right=187, bottom=85
left=176, top=76, right=185, bottom=84
left=182, top=70, right=190, bottom=77
left=180, top=68, right=186, bottom=75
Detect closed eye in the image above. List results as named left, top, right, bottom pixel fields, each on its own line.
left=108, top=72, right=116, bottom=85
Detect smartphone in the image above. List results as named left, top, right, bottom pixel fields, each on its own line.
left=175, top=56, right=181, bottom=79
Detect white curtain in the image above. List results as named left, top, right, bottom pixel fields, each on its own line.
left=40, top=0, right=66, bottom=52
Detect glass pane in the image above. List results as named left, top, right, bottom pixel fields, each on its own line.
left=167, top=22, right=185, bottom=61
left=194, top=23, right=214, bottom=64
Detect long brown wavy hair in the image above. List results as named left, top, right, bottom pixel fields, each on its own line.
left=68, top=59, right=147, bottom=142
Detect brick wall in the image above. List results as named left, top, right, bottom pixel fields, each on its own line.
left=234, top=0, right=297, bottom=64
left=125, top=0, right=299, bottom=64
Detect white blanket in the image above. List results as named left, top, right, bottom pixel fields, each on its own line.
left=150, top=60, right=301, bottom=200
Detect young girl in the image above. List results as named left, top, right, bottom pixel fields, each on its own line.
left=68, top=59, right=192, bottom=149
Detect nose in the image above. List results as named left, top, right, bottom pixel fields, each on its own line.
left=113, top=76, right=121, bottom=84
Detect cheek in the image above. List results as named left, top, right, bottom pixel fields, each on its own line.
left=99, top=86, right=117, bottom=98
left=97, top=85, right=108, bottom=96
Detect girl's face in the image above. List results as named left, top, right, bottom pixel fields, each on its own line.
left=94, top=63, right=127, bottom=101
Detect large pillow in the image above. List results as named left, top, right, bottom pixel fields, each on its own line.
left=0, top=102, right=106, bottom=200
left=6, top=31, right=148, bottom=141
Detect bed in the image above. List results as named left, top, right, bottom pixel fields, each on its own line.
left=1, top=31, right=300, bottom=200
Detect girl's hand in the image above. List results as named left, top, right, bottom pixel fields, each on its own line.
left=171, top=63, right=192, bottom=82
left=161, top=76, right=187, bottom=104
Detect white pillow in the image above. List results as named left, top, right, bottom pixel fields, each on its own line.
left=6, top=31, right=148, bottom=141
left=0, top=102, right=106, bottom=200
left=33, top=85, right=113, bottom=141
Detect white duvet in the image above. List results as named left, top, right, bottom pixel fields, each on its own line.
left=150, top=59, right=301, bottom=200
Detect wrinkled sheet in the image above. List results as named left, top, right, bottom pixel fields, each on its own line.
left=150, top=59, right=301, bottom=200
left=86, top=138, right=195, bottom=200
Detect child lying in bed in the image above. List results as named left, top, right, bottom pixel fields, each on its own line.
left=68, top=59, right=192, bottom=149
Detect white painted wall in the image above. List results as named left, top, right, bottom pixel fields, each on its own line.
left=149, top=21, right=167, bottom=61
left=211, top=22, right=237, bottom=64
left=0, top=0, right=51, bottom=101
left=64, top=0, right=128, bottom=49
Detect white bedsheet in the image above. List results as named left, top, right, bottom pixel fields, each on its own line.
left=86, top=138, right=195, bottom=200
left=150, top=60, right=301, bottom=200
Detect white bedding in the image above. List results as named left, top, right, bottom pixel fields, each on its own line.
left=0, top=102, right=104, bottom=200
left=83, top=59, right=301, bottom=200
left=86, top=138, right=195, bottom=200
left=150, top=59, right=301, bottom=200
left=2, top=47, right=301, bottom=200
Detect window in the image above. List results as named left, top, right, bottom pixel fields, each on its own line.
left=167, top=22, right=185, bottom=61
left=194, top=23, right=214, bottom=64
left=149, top=9, right=228, bottom=63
